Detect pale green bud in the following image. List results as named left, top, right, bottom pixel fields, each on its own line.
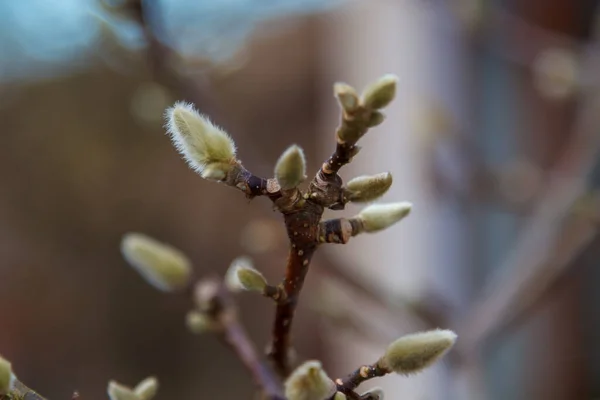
left=121, top=233, right=192, bottom=292
left=185, top=311, right=217, bottom=334
left=361, top=74, right=398, bottom=110
left=274, top=145, right=306, bottom=190
left=107, top=381, right=138, bottom=400
left=236, top=266, right=267, bottom=293
left=366, top=111, right=385, bottom=127
left=284, top=360, right=337, bottom=400
left=357, top=202, right=412, bottom=232
left=334, top=82, right=360, bottom=113
left=379, top=329, right=457, bottom=375
left=0, top=355, right=15, bottom=395
left=133, top=377, right=159, bottom=400
left=345, top=172, right=393, bottom=203
left=165, top=102, right=237, bottom=176
left=224, top=256, right=254, bottom=292
left=333, top=392, right=347, bottom=400
left=200, top=162, right=229, bottom=181
left=361, top=387, right=384, bottom=400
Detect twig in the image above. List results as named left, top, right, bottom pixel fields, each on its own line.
left=1, top=379, right=46, bottom=400
left=194, top=278, right=285, bottom=399
left=335, top=363, right=388, bottom=395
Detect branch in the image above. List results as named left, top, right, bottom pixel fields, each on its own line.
left=1, top=380, right=46, bottom=400
left=193, top=278, right=285, bottom=399
left=335, top=363, right=388, bottom=395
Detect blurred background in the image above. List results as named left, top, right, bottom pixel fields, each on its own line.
left=1, top=0, right=599, bottom=399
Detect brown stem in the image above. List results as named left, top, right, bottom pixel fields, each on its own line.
left=1, top=379, right=46, bottom=400
left=336, top=362, right=389, bottom=394
left=195, top=278, right=284, bottom=399
left=318, top=218, right=363, bottom=244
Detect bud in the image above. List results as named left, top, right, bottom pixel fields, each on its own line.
left=361, top=387, right=384, bottom=400
left=165, top=102, right=237, bottom=175
left=284, top=360, right=337, bottom=400
left=379, top=329, right=457, bottom=375
left=357, top=202, right=412, bottom=232
left=345, top=172, right=393, bottom=203
left=200, top=162, right=229, bottom=181
left=134, top=377, right=158, bottom=400
left=236, top=266, right=267, bottom=293
left=185, top=311, right=217, bottom=334
left=334, top=82, right=360, bottom=113
left=0, top=355, right=14, bottom=395
left=274, top=145, right=306, bottom=190
left=121, top=233, right=192, bottom=292
left=224, top=256, right=254, bottom=292
left=361, top=74, right=398, bottom=110
left=107, top=381, right=138, bottom=400
left=333, top=392, right=347, bottom=400
left=366, top=111, right=385, bottom=127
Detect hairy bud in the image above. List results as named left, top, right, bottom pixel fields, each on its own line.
left=165, top=102, right=237, bottom=176
left=134, top=377, right=159, bottom=400
left=121, top=233, right=192, bottom=292
left=334, top=82, right=360, bottom=113
left=361, top=74, right=398, bottom=110
left=274, top=145, right=306, bottom=190
left=357, top=202, right=412, bottom=232
left=333, top=392, right=347, bottom=400
left=361, top=387, right=384, bottom=400
left=185, top=311, right=216, bottom=334
left=367, top=111, right=385, bottom=127
left=236, top=266, right=268, bottom=293
left=0, top=355, right=15, bottom=395
left=284, top=360, right=337, bottom=400
left=107, top=381, right=138, bottom=400
left=224, top=256, right=254, bottom=292
left=379, top=329, right=457, bottom=375
left=345, top=172, right=393, bottom=203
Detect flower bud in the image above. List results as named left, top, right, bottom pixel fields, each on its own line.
left=357, top=202, right=412, bottom=232
left=366, top=111, right=385, bottom=127
left=0, top=355, right=15, bottom=395
left=379, top=329, right=457, bottom=375
left=236, top=266, right=268, bottom=293
left=224, top=256, right=254, bottom=292
left=334, top=82, right=360, bottom=113
left=361, top=74, right=398, bottom=110
left=345, top=172, right=393, bottom=203
left=185, top=311, right=217, bottom=334
left=333, top=392, right=347, bottom=400
left=284, top=360, right=337, bottom=400
left=274, top=145, right=306, bottom=190
left=121, top=233, right=192, bottom=292
left=107, top=381, right=138, bottom=400
left=165, top=102, right=237, bottom=175
left=134, top=377, right=159, bottom=400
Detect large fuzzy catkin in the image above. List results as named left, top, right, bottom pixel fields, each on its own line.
left=379, top=329, right=457, bottom=375
left=165, top=102, right=237, bottom=176
left=121, top=233, right=192, bottom=292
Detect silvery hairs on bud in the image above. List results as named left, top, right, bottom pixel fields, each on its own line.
left=284, top=360, right=337, bottom=400
left=165, top=102, right=237, bottom=178
left=357, top=202, right=412, bottom=232
left=379, top=329, right=457, bottom=375
left=274, top=145, right=306, bottom=190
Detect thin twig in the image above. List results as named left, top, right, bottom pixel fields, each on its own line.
left=194, top=278, right=285, bottom=399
